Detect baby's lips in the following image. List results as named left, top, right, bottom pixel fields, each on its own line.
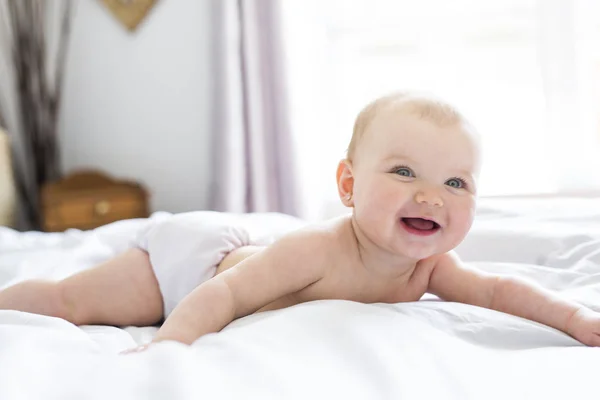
left=401, top=215, right=443, bottom=228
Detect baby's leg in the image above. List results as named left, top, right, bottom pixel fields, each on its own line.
left=0, top=248, right=164, bottom=326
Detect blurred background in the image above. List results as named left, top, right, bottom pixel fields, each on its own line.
left=1, top=0, right=600, bottom=231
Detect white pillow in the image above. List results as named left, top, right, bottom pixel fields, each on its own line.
left=455, top=198, right=600, bottom=265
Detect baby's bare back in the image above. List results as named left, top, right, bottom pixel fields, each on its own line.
left=217, top=217, right=435, bottom=314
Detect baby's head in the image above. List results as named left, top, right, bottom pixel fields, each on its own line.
left=336, top=92, right=481, bottom=260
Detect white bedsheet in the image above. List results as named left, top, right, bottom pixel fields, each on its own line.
left=1, top=201, right=600, bottom=400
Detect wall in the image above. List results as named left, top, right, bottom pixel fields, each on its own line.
left=59, top=0, right=213, bottom=213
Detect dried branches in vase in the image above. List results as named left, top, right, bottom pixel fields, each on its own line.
left=0, top=0, right=74, bottom=229
left=0, top=97, right=6, bottom=130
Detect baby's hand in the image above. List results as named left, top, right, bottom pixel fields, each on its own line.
left=120, top=343, right=151, bottom=355
left=566, top=308, right=600, bottom=347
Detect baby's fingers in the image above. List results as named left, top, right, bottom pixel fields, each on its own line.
left=120, top=343, right=151, bottom=355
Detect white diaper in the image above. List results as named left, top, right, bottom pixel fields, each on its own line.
left=134, top=211, right=305, bottom=317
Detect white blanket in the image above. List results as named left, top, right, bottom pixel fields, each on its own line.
left=1, top=201, right=600, bottom=400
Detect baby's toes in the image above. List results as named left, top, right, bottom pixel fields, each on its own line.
left=590, top=333, right=600, bottom=347
left=579, top=332, right=600, bottom=347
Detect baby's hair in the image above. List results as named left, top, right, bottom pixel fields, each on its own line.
left=347, top=91, right=469, bottom=161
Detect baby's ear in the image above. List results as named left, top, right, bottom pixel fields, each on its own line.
left=336, top=159, right=355, bottom=207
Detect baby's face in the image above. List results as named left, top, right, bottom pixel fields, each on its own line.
left=350, top=111, right=481, bottom=260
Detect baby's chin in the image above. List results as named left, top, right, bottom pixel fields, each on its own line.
left=402, top=248, right=443, bottom=261
left=395, top=240, right=458, bottom=261
left=389, top=243, right=440, bottom=261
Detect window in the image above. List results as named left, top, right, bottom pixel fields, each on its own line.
left=282, top=0, right=600, bottom=220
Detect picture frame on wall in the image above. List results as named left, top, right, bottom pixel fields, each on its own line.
left=100, top=0, right=158, bottom=32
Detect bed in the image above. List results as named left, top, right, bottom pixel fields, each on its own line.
left=1, top=198, right=599, bottom=399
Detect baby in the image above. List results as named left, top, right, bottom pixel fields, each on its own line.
left=1, top=92, right=599, bottom=351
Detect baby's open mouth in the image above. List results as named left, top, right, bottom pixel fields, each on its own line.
left=400, top=217, right=440, bottom=235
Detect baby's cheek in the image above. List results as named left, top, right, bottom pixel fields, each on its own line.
left=455, top=217, right=473, bottom=238
left=358, top=184, right=391, bottom=211
left=447, top=204, right=475, bottom=241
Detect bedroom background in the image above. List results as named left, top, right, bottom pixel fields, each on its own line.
left=2, top=3, right=600, bottom=397
left=1, top=0, right=600, bottom=232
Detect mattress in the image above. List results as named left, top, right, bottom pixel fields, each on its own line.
left=1, top=200, right=599, bottom=399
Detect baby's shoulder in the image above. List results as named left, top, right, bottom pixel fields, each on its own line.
left=419, top=250, right=461, bottom=271
left=291, top=216, right=348, bottom=247
left=269, top=215, right=351, bottom=261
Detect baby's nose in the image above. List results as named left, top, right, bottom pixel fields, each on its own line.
left=414, top=189, right=443, bottom=207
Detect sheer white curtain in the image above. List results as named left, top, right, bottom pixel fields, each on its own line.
left=281, top=0, right=600, bottom=220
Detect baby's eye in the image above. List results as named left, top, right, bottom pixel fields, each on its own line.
left=394, top=167, right=414, bottom=177
left=445, top=177, right=467, bottom=189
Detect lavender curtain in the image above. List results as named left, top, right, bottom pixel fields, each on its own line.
left=209, top=0, right=300, bottom=216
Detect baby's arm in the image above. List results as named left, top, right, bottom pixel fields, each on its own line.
left=151, top=229, right=329, bottom=345
left=427, top=252, right=600, bottom=346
